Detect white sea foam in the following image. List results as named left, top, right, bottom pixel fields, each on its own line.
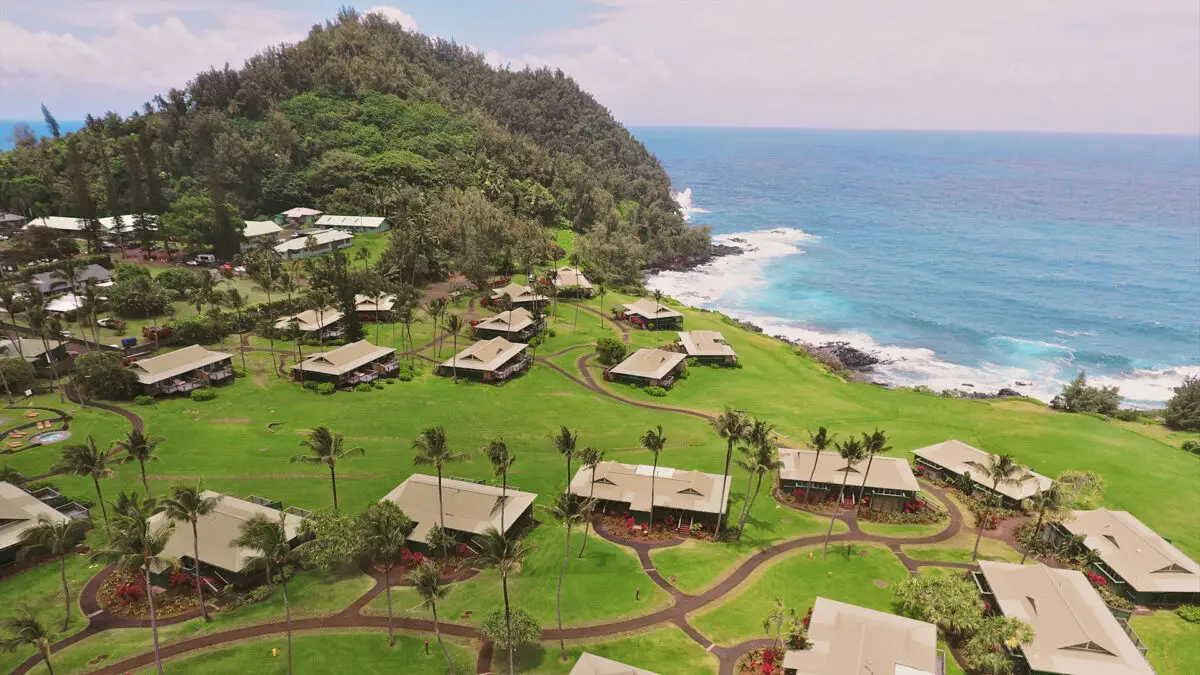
left=647, top=227, right=813, bottom=306
left=673, top=188, right=710, bottom=221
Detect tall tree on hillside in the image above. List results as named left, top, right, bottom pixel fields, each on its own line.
left=972, top=454, right=1024, bottom=561
left=639, top=425, right=667, bottom=526
left=40, top=104, right=61, bottom=138
left=1020, top=486, right=1065, bottom=565
left=17, top=516, right=88, bottom=630
left=548, top=489, right=595, bottom=661
left=424, top=296, right=448, bottom=357
left=596, top=284, right=608, bottom=328
left=56, top=437, right=113, bottom=533
left=65, top=138, right=101, bottom=254
left=484, top=439, right=515, bottom=533
left=411, top=426, right=467, bottom=555
left=159, top=483, right=221, bottom=622
left=735, top=418, right=781, bottom=537
left=857, top=428, right=890, bottom=506
left=575, top=446, right=605, bottom=558
left=0, top=604, right=56, bottom=675
left=474, top=526, right=530, bottom=675
left=113, top=428, right=165, bottom=497
left=408, top=560, right=455, bottom=673
left=234, top=514, right=301, bottom=675
left=291, top=425, right=365, bottom=512
left=804, top=427, right=836, bottom=504
left=823, top=437, right=867, bottom=558
left=360, top=501, right=415, bottom=646
left=710, top=408, right=749, bottom=538
left=551, top=426, right=579, bottom=486
left=251, top=258, right=281, bottom=376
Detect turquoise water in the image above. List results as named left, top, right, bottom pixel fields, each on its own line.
left=0, top=120, right=86, bottom=149
left=637, top=128, right=1199, bottom=405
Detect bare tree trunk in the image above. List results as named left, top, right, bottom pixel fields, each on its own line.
left=282, top=577, right=293, bottom=675
left=557, top=522, right=571, bottom=660
left=432, top=603, right=455, bottom=674
left=805, top=449, right=822, bottom=504
left=144, top=567, right=165, bottom=675
left=193, top=522, right=210, bottom=621
left=330, top=464, right=339, bottom=512
left=738, top=471, right=764, bottom=536
left=59, top=557, right=71, bottom=631
left=384, top=566, right=394, bottom=646
left=503, top=574, right=514, bottom=675
left=715, top=438, right=734, bottom=537
left=578, top=466, right=597, bottom=558
left=823, top=469, right=853, bottom=558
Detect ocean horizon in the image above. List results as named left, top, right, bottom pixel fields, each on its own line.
left=634, top=127, right=1200, bottom=406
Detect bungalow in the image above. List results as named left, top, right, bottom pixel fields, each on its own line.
left=782, top=597, right=942, bottom=675
left=570, top=653, right=658, bottom=675
left=292, top=340, right=398, bottom=386
left=44, top=294, right=85, bottom=314
left=551, top=266, right=593, bottom=297
left=490, top=282, right=547, bottom=309
left=314, top=214, right=389, bottom=234
left=438, top=337, right=531, bottom=383
left=605, top=348, right=687, bottom=389
left=354, top=293, right=396, bottom=320
left=1051, top=508, right=1200, bottom=607
left=146, top=492, right=306, bottom=586
left=24, top=216, right=89, bottom=233
left=0, top=338, right=69, bottom=370
left=0, top=481, right=76, bottom=567
left=678, top=330, right=737, bottom=364
left=568, top=460, right=731, bottom=529
left=279, top=207, right=323, bottom=226
left=28, top=263, right=112, bottom=295
left=778, top=448, right=921, bottom=513
left=472, top=307, right=544, bottom=342
left=380, top=474, right=537, bottom=550
left=127, top=345, right=235, bottom=396
left=621, top=298, right=683, bottom=330
left=911, top=440, right=1052, bottom=510
left=0, top=213, right=27, bottom=230
left=274, top=308, right=345, bottom=340
left=240, top=220, right=284, bottom=252
left=273, top=229, right=353, bottom=260
left=973, top=561, right=1154, bottom=675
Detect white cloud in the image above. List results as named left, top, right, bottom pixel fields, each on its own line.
left=363, top=5, right=418, bottom=32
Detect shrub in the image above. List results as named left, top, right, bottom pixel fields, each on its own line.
left=134, top=395, right=155, bottom=406
left=73, top=351, right=139, bottom=400
left=644, top=386, right=667, bottom=397
left=385, top=378, right=396, bottom=384
left=596, top=336, right=627, bottom=365
left=303, top=381, right=318, bottom=391
left=480, top=607, right=541, bottom=650
left=354, top=382, right=373, bottom=392
left=0, top=358, right=37, bottom=393
left=316, top=382, right=336, bottom=395
left=190, top=388, right=217, bottom=402
left=1182, top=440, right=1200, bottom=455
left=1176, top=605, right=1200, bottom=623
left=546, top=327, right=557, bottom=338
left=372, top=381, right=384, bottom=390
left=1050, top=371, right=1121, bottom=415
left=242, top=585, right=272, bottom=605
left=168, top=313, right=230, bottom=346
left=1164, top=376, right=1200, bottom=431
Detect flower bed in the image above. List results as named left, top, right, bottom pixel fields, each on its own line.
left=857, top=497, right=948, bottom=526
left=737, top=646, right=785, bottom=675
left=597, top=512, right=681, bottom=542
left=959, top=494, right=1017, bottom=530
left=776, top=489, right=843, bottom=515
left=99, top=569, right=199, bottom=619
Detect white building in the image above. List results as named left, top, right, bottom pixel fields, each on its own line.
left=314, top=215, right=389, bottom=234
left=273, top=230, right=353, bottom=260
left=240, top=220, right=284, bottom=252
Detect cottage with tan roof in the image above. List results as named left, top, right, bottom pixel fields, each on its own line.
left=620, top=298, right=684, bottom=330
left=490, top=282, right=547, bottom=308
left=291, top=340, right=398, bottom=386
left=240, top=220, right=283, bottom=252
left=569, top=461, right=731, bottom=528
left=911, top=440, right=1052, bottom=509
left=1052, top=508, right=1200, bottom=606
left=472, top=307, right=544, bottom=342
left=551, top=267, right=593, bottom=296
left=779, top=448, right=921, bottom=513
left=605, top=348, right=687, bottom=389
left=438, top=337, right=530, bottom=383
left=678, top=330, right=737, bottom=364
left=569, top=653, right=658, bottom=675
left=381, top=475, right=537, bottom=549
left=783, top=597, right=942, bottom=675
left=1, top=482, right=76, bottom=566
left=127, top=344, right=234, bottom=396
left=354, top=293, right=396, bottom=318
left=275, top=308, right=345, bottom=339
left=974, top=561, right=1154, bottom=675
left=0, top=338, right=68, bottom=370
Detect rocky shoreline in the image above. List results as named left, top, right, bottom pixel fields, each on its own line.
left=643, top=242, right=744, bottom=275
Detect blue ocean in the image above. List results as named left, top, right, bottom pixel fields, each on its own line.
left=636, top=129, right=1200, bottom=405
left=0, top=120, right=86, bottom=150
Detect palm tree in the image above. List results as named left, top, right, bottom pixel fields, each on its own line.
left=291, top=425, right=365, bottom=512
left=1020, top=485, right=1065, bottom=565
left=710, top=408, right=749, bottom=537
left=575, top=446, right=605, bottom=558
left=551, top=426, right=579, bottom=486
left=652, top=288, right=665, bottom=323
left=397, top=305, right=416, bottom=367
left=545, top=268, right=559, bottom=322
left=0, top=465, right=24, bottom=485
left=823, top=437, right=867, bottom=558
left=408, top=560, right=455, bottom=673
left=547, top=490, right=594, bottom=661
left=114, top=429, right=164, bottom=497
left=474, top=526, right=530, bottom=675
left=233, top=513, right=301, bottom=675
left=484, top=439, right=515, bottom=533
left=91, top=496, right=175, bottom=675
left=972, top=454, right=1024, bottom=561
left=17, top=517, right=88, bottom=630
left=412, top=426, right=468, bottom=554
left=804, top=427, right=836, bottom=503
left=251, top=265, right=280, bottom=376
left=857, top=428, right=890, bottom=506
left=443, top=314, right=465, bottom=382
left=305, top=288, right=333, bottom=351
left=735, top=419, right=781, bottom=537
left=0, top=285, right=25, bottom=358
left=56, top=437, right=113, bottom=533
left=639, top=425, right=667, bottom=526
left=287, top=317, right=304, bottom=380
left=425, top=297, right=448, bottom=357
left=596, top=284, right=607, bottom=328
left=355, top=247, right=371, bottom=270
left=222, top=288, right=250, bottom=371
left=360, top=501, right=415, bottom=646
left=159, top=482, right=220, bottom=622
left=0, top=604, right=56, bottom=675
left=52, top=257, right=85, bottom=298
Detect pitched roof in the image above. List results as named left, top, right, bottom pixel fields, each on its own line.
left=0, top=338, right=65, bottom=361
left=0, top=213, right=25, bottom=224
left=553, top=267, right=593, bottom=290
left=354, top=293, right=396, bottom=312
left=127, top=345, right=234, bottom=384
left=44, top=294, right=84, bottom=313
left=292, top=340, right=396, bottom=377
left=911, top=440, right=1052, bottom=501
left=1059, top=509, right=1200, bottom=594
left=569, top=653, right=659, bottom=675
left=147, top=492, right=305, bottom=573
left=280, top=207, right=323, bottom=218
left=977, top=561, right=1155, bottom=675
left=97, top=214, right=156, bottom=231
left=474, top=308, right=536, bottom=334
left=273, top=229, right=353, bottom=253
left=381, top=475, right=537, bottom=543
left=568, top=461, right=731, bottom=515
left=677, top=330, right=735, bottom=358
left=440, top=337, right=527, bottom=372
left=491, top=282, right=545, bottom=304
left=242, top=220, right=283, bottom=238
left=782, top=597, right=938, bottom=675
left=25, top=216, right=87, bottom=232
left=779, top=448, right=920, bottom=493
left=608, top=348, right=686, bottom=381
left=29, top=263, right=112, bottom=294
left=0, top=481, right=71, bottom=551
left=274, top=308, right=344, bottom=332
left=315, top=215, right=387, bottom=229
left=623, top=298, right=683, bottom=320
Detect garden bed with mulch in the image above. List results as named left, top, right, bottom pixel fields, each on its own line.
left=774, top=488, right=844, bottom=515
left=856, top=496, right=948, bottom=526
left=98, top=569, right=199, bottom=619
left=596, top=513, right=705, bottom=543
left=736, top=646, right=786, bottom=675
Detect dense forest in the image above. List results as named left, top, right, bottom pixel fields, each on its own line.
left=0, top=7, right=709, bottom=286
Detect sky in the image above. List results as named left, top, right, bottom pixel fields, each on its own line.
left=1, top=0, right=1197, bottom=134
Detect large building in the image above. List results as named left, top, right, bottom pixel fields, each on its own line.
left=127, top=345, right=235, bottom=396
left=279, top=207, right=323, bottom=226
left=380, top=475, right=537, bottom=549
left=314, top=215, right=389, bottom=233
left=621, top=298, right=684, bottom=330
left=605, top=348, right=687, bottom=389
left=778, top=448, right=921, bottom=512
left=438, top=337, right=531, bottom=383
left=273, top=229, right=353, bottom=260
left=568, top=461, right=731, bottom=528
left=782, top=597, right=942, bottom=675
left=0, top=482, right=76, bottom=566
left=973, top=561, right=1154, bottom=675
left=1052, top=508, right=1200, bottom=607
left=911, top=440, right=1052, bottom=509
left=291, top=340, right=398, bottom=386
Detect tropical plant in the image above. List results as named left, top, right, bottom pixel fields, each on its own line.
left=1164, top=375, right=1200, bottom=431
left=1050, top=371, right=1121, bottom=415
left=443, top=313, right=465, bottom=382
left=480, top=607, right=541, bottom=659
left=0, top=604, right=56, bottom=675
left=823, top=437, right=867, bottom=558
left=484, top=439, right=515, bottom=533
left=474, top=526, right=531, bottom=675
left=762, top=597, right=801, bottom=652
left=547, top=490, right=595, bottom=660
left=113, top=429, right=165, bottom=497
left=56, top=436, right=114, bottom=532
left=425, top=296, right=448, bottom=357
left=857, top=428, right=890, bottom=506
left=893, top=573, right=984, bottom=636
left=16, top=516, right=88, bottom=630
left=575, top=446, right=605, bottom=557
left=159, top=482, right=221, bottom=622
left=291, top=425, right=365, bottom=512
left=596, top=284, right=608, bottom=327
left=0, top=465, right=25, bottom=485
left=963, top=616, right=1034, bottom=675
left=710, top=408, right=749, bottom=537
left=735, top=418, right=781, bottom=537
left=972, top=454, right=1023, bottom=561
left=638, top=425, right=667, bottom=526
left=360, top=501, right=415, bottom=646
left=409, top=560, right=455, bottom=672
left=550, top=426, right=579, bottom=485
left=412, top=426, right=467, bottom=555
left=804, top=427, right=836, bottom=504
left=1020, top=485, right=1066, bottom=564
left=233, top=513, right=302, bottom=675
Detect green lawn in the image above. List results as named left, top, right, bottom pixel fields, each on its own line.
left=500, top=625, right=718, bottom=674
left=855, top=519, right=949, bottom=538
left=1131, top=611, right=1200, bottom=675
left=902, top=532, right=1027, bottom=565
left=0, top=546, right=101, bottom=672
left=688, top=543, right=909, bottom=646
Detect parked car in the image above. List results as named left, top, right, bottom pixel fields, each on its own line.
left=97, top=317, right=126, bottom=330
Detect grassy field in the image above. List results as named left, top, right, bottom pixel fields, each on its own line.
left=902, top=532, right=1027, bottom=565
left=501, top=625, right=719, bottom=674
left=1131, top=611, right=1200, bottom=675
left=855, top=519, right=949, bottom=538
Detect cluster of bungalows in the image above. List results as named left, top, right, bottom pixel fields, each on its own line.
left=126, top=345, right=234, bottom=396
left=605, top=348, right=687, bottom=389
left=619, top=298, right=684, bottom=330
left=275, top=308, right=345, bottom=340
left=0, top=481, right=89, bottom=567
left=472, top=307, right=544, bottom=342
left=783, top=597, right=944, bottom=675
left=437, top=337, right=531, bottom=383
left=291, top=340, right=399, bottom=386
left=380, top=475, right=537, bottom=552
left=778, top=448, right=921, bottom=512
left=25, top=214, right=156, bottom=237
left=568, top=461, right=730, bottom=531
left=911, top=439, right=1052, bottom=509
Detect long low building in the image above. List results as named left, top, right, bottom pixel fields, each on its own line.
left=127, top=344, right=234, bottom=396
left=569, top=461, right=730, bottom=528
left=438, top=337, right=530, bottom=383
left=783, top=597, right=942, bottom=675
left=315, top=214, right=389, bottom=233
left=381, top=475, right=537, bottom=549
left=570, top=653, right=658, bottom=675
left=292, top=340, right=398, bottom=386
left=1052, top=508, right=1200, bottom=607
left=911, top=440, right=1052, bottom=509
left=275, top=308, right=345, bottom=339
left=605, top=348, right=687, bottom=388
left=778, top=448, right=920, bottom=512
left=621, top=298, right=683, bottom=330
left=1, top=481, right=74, bottom=566
left=677, top=330, right=737, bottom=364
left=273, top=229, right=353, bottom=260
left=974, top=561, right=1154, bottom=675
left=472, top=308, right=543, bottom=342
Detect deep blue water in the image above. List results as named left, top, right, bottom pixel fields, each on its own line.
left=636, top=128, right=1200, bottom=404
left=0, top=120, right=86, bottom=150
